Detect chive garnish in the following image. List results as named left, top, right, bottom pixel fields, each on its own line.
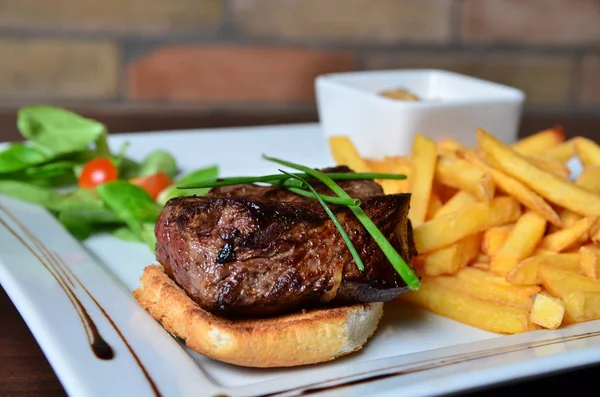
left=280, top=170, right=365, bottom=271
left=263, top=155, right=421, bottom=291
left=177, top=172, right=406, bottom=190
left=285, top=186, right=360, bottom=206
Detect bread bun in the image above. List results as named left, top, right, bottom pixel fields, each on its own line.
left=133, top=264, right=384, bottom=368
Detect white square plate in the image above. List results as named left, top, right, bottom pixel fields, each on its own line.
left=1, top=124, right=599, bottom=397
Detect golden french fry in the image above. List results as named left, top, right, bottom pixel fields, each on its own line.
left=526, top=156, right=571, bottom=179
left=539, top=264, right=600, bottom=299
left=408, top=134, right=437, bottom=226
left=491, top=211, right=547, bottom=276
left=414, top=196, right=522, bottom=254
left=328, top=136, right=370, bottom=173
left=471, top=261, right=491, bottom=270
left=435, top=155, right=495, bottom=203
left=431, top=271, right=535, bottom=308
left=506, top=254, right=580, bottom=285
left=422, top=234, right=481, bottom=276
left=529, top=293, right=565, bottom=330
left=540, top=217, right=597, bottom=252
left=575, top=137, right=600, bottom=167
left=580, top=245, right=600, bottom=280
left=575, top=166, right=600, bottom=194
left=559, top=209, right=582, bottom=229
left=425, top=193, right=443, bottom=221
left=475, top=253, right=491, bottom=264
left=563, top=292, right=600, bottom=323
left=592, top=224, right=600, bottom=244
left=458, top=148, right=562, bottom=226
left=364, top=158, right=390, bottom=173
left=543, top=139, right=576, bottom=163
left=400, top=277, right=536, bottom=334
left=482, top=225, right=513, bottom=256
left=434, top=191, right=478, bottom=218
left=455, top=267, right=541, bottom=297
left=436, top=139, right=463, bottom=157
left=512, top=126, right=565, bottom=156
left=477, top=129, right=600, bottom=216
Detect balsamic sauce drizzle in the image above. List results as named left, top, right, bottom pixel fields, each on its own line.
left=0, top=204, right=160, bottom=395
left=256, top=330, right=600, bottom=397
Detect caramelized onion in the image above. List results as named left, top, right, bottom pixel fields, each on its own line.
left=321, top=262, right=344, bottom=303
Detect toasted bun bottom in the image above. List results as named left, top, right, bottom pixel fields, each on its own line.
left=133, top=264, right=384, bottom=368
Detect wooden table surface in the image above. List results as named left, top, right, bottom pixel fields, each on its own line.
left=1, top=110, right=599, bottom=396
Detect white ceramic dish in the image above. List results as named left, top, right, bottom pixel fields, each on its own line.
left=316, top=69, right=526, bottom=157
left=1, top=124, right=599, bottom=397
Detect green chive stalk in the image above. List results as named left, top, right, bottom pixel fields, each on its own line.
left=264, top=155, right=420, bottom=291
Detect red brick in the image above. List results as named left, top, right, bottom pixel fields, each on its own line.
left=0, top=0, right=222, bottom=35
left=231, top=0, right=451, bottom=43
left=461, top=0, right=600, bottom=45
left=127, top=45, right=355, bottom=102
left=579, top=53, right=600, bottom=107
left=0, top=38, right=119, bottom=100
left=365, top=52, right=573, bottom=106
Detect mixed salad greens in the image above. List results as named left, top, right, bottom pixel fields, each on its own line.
left=0, top=105, right=218, bottom=251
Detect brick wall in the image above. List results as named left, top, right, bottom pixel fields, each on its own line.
left=0, top=0, right=599, bottom=119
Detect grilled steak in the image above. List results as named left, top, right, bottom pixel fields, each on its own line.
left=155, top=167, right=417, bottom=318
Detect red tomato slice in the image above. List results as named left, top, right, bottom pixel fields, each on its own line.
left=130, top=172, right=173, bottom=200
left=78, top=157, right=118, bottom=189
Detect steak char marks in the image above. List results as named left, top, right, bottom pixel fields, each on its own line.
left=155, top=166, right=417, bottom=318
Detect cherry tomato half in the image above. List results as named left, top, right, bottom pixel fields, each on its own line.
left=130, top=172, right=173, bottom=200
left=78, top=157, right=118, bottom=189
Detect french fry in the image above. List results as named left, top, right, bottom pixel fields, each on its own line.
left=563, top=292, right=600, bottom=323
left=408, top=134, right=437, bottom=226
left=477, top=128, right=600, bottom=216
left=506, top=253, right=580, bottom=285
left=475, top=253, right=491, bottom=265
left=455, top=267, right=541, bottom=297
left=512, top=126, right=564, bottom=156
left=575, top=137, right=600, bottom=167
left=529, top=293, right=565, bottom=330
left=526, top=156, right=571, bottom=179
left=575, top=166, right=600, bottom=194
left=426, top=193, right=443, bottom=221
left=482, top=225, right=513, bottom=256
left=364, top=158, right=390, bottom=173
left=559, top=208, right=582, bottom=229
left=436, top=139, right=462, bottom=156
left=434, top=191, right=478, bottom=218
left=377, top=156, right=413, bottom=194
left=328, top=136, right=370, bottom=173
left=422, top=234, right=481, bottom=276
left=592, top=225, right=600, bottom=244
left=471, top=261, right=491, bottom=270
left=539, top=216, right=597, bottom=252
left=539, top=264, right=600, bottom=299
left=491, top=211, right=547, bottom=275
left=435, top=155, right=495, bottom=203
left=458, top=149, right=562, bottom=226
left=414, top=196, right=522, bottom=254
left=580, top=245, right=600, bottom=280
left=431, top=272, right=535, bottom=308
left=400, top=277, right=536, bottom=334
left=543, top=139, right=576, bottom=163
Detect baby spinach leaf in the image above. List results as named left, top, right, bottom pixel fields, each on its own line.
left=0, top=180, right=63, bottom=210
left=0, top=144, right=49, bottom=173
left=18, top=106, right=108, bottom=156
left=138, top=150, right=178, bottom=179
left=96, top=181, right=162, bottom=239
left=24, top=161, right=76, bottom=179
left=111, top=227, right=142, bottom=242
left=156, top=165, right=219, bottom=206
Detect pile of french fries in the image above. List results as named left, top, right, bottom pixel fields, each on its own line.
left=328, top=128, right=600, bottom=334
